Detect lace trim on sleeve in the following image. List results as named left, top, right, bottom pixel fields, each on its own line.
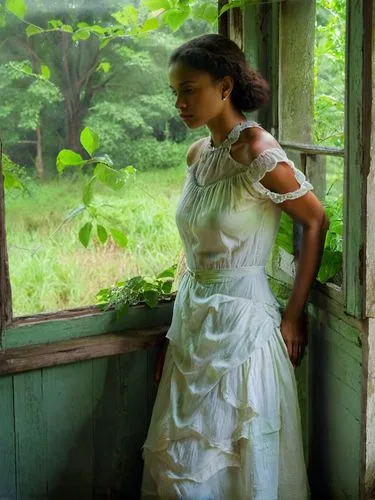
left=250, top=148, right=314, bottom=204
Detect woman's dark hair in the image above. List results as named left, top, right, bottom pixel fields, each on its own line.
left=169, top=34, right=270, bottom=113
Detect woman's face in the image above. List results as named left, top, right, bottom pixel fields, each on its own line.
left=168, top=61, right=226, bottom=129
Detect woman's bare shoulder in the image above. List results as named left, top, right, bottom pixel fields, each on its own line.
left=186, top=138, right=207, bottom=167
left=232, top=127, right=281, bottom=165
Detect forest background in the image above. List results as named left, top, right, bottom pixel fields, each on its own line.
left=0, top=0, right=345, bottom=316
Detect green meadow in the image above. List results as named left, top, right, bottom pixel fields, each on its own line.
left=6, top=167, right=186, bottom=317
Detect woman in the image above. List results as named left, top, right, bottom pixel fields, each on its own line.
left=141, top=33, right=329, bottom=499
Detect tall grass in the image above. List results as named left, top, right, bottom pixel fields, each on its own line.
left=6, top=166, right=186, bottom=317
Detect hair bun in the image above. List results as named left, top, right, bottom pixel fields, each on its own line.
left=169, top=34, right=270, bottom=113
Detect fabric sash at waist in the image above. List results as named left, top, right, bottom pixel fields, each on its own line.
left=186, top=266, right=265, bottom=284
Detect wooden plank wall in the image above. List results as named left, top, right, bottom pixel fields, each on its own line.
left=0, top=348, right=159, bottom=500
left=308, top=306, right=362, bottom=498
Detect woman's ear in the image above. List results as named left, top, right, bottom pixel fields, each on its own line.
left=221, top=75, right=234, bottom=100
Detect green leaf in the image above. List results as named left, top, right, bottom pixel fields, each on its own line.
left=80, top=127, right=100, bottom=156
left=82, top=179, right=95, bottom=206
left=112, top=5, right=138, bottom=26
left=141, top=0, right=170, bottom=9
left=143, top=290, right=159, bottom=307
left=56, top=149, right=83, bottom=173
left=94, top=163, right=125, bottom=190
left=61, top=24, right=73, bottom=33
left=110, top=228, right=128, bottom=248
left=48, top=19, right=63, bottom=29
left=95, top=154, right=114, bottom=167
left=161, top=280, right=173, bottom=294
left=123, top=165, right=136, bottom=175
left=22, top=64, right=33, bottom=74
left=4, top=172, right=23, bottom=191
left=79, top=222, right=93, bottom=248
left=156, top=265, right=176, bottom=279
left=97, top=224, right=108, bottom=244
left=219, top=0, right=242, bottom=16
left=97, top=62, right=111, bottom=73
left=77, top=22, right=89, bottom=28
left=88, top=25, right=107, bottom=35
left=6, top=0, right=27, bottom=18
left=193, top=3, right=218, bottom=24
left=162, top=8, right=190, bottom=31
left=115, top=303, right=129, bottom=320
left=72, top=30, right=91, bottom=41
left=99, top=38, right=111, bottom=49
left=140, top=17, right=159, bottom=32
left=41, top=65, right=50, bottom=80
left=26, top=24, right=44, bottom=37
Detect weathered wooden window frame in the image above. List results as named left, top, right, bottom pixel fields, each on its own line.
left=238, top=0, right=368, bottom=320
left=0, top=0, right=369, bottom=370
left=0, top=1, right=231, bottom=371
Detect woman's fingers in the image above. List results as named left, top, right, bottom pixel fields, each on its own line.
left=291, top=341, right=306, bottom=368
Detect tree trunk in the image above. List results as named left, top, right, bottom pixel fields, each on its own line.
left=27, top=37, right=45, bottom=178
left=35, top=123, right=44, bottom=179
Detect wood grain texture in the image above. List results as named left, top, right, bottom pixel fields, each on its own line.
left=344, top=0, right=368, bottom=318
left=0, top=326, right=167, bottom=375
left=0, top=141, right=13, bottom=346
left=14, top=370, right=48, bottom=499
left=308, top=311, right=362, bottom=499
left=0, top=375, right=16, bottom=499
left=45, top=361, right=94, bottom=500
left=4, top=301, right=173, bottom=349
left=92, top=351, right=149, bottom=499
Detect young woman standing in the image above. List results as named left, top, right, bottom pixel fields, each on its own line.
left=142, top=33, right=329, bottom=499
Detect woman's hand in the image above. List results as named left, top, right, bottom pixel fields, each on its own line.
left=280, top=314, right=308, bottom=368
left=153, top=340, right=168, bottom=383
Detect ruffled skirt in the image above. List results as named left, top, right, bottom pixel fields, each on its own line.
left=141, top=270, right=309, bottom=499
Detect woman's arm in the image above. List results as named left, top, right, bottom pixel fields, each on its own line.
left=260, top=163, right=330, bottom=366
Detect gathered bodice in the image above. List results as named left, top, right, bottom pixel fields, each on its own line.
left=175, top=120, right=313, bottom=273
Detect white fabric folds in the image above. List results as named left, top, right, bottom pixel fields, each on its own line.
left=141, top=121, right=311, bottom=499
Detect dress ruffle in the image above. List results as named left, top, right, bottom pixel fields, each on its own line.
left=142, top=275, right=307, bottom=498
left=141, top=120, right=310, bottom=499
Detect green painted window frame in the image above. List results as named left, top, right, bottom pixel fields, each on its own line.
left=243, top=0, right=369, bottom=319
left=0, top=0, right=370, bottom=352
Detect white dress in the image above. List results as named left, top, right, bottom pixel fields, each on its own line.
left=141, top=120, right=312, bottom=499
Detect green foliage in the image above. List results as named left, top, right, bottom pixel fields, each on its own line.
left=313, top=0, right=346, bottom=147
left=56, top=127, right=134, bottom=249
left=6, top=170, right=184, bottom=315
left=120, top=138, right=188, bottom=171
left=275, top=193, right=343, bottom=285
left=318, top=194, right=343, bottom=283
left=5, top=0, right=26, bottom=18
left=96, top=264, right=176, bottom=319
left=2, top=153, right=29, bottom=192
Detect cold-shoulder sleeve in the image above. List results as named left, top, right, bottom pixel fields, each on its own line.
left=249, top=147, right=314, bottom=204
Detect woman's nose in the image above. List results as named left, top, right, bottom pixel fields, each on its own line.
left=175, top=95, right=186, bottom=109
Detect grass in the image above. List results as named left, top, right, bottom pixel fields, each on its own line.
left=6, top=157, right=345, bottom=317
left=6, top=166, right=186, bottom=317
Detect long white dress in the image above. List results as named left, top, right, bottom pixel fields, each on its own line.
left=141, top=120, right=312, bottom=499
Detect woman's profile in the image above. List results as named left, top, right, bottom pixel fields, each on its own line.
left=141, top=33, right=329, bottom=499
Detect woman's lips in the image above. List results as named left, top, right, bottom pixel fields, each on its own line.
left=180, top=114, right=193, bottom=120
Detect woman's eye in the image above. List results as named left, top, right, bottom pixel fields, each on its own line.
left=183, top=88, right=193, bottom=94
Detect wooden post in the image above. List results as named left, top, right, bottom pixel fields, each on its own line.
left=361, top=1, right=375, bottom=497
left=218, top=0, right=229, bottom=37
left=344, top=0, right=369, bottom=318
left=278, top=0, right=316, bottom=468
left=0, top=141, right=13, bottom=347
